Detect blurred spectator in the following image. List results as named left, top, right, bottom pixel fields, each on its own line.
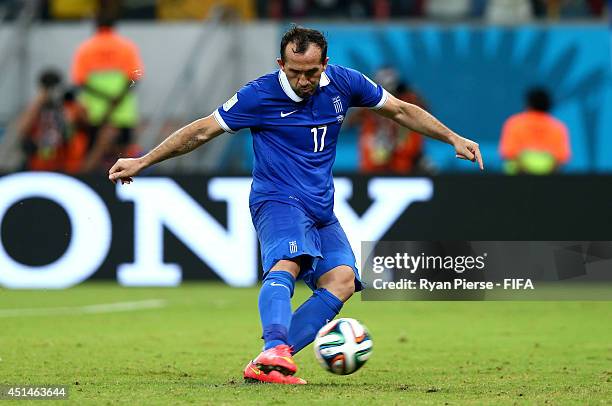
left=262, top=0, right=372, bottom=19
left=310, top=0, right=347, bottom=17
left=258, top=0, right=306, bottom=18
left=532, top=0, right=605, bottom=18
left=16, top=69, right=89, bottom=173
left=157, top=0, right=254, bottom=20
left=558, top=0, right=605, bottom=17
left=557, top=0, right=593, bottom=17
left=486, top=0, right=533, bottom=23
left=350, top=67, right=430, bottom=174
left=31, top=0, right=609, bottom=21
left=499, top=88, right=571, bottom=175
left=47, top=0, right=97, bottom=19
left=307, top=0, right=348, bottom=18
left=389, top=0, right=425, bottom=17
left=471, top=0, right=488, bottom=17
left=425, top=0, right=471, bottom=19
left=71, top=10, right=144, bottom=173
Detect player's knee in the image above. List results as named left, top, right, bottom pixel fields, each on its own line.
left=317, top=266, right=355, bottom=302
left=270, top=258, right=301, bottom=279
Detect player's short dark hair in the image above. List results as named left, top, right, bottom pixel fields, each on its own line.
left=280, top=25, right=327, bottom=63
left=526, top=88, right=552, bottom=112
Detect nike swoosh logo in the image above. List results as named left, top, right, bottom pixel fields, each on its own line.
left=270, top=282, right=291, bottom=293
left=249, top=366, right=261, bottom=375
left=280, top=356, right=295, bottom=365
left=280, top=110, right=298, bottom=118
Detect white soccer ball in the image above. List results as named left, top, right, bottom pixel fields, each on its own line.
left=313, top=317, right=373, bottom=375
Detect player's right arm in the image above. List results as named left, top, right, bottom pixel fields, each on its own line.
left=108, top=114, right=224, bottom=184
left=109, top=81, right=259, bottom=184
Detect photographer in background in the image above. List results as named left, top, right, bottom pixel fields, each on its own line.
left=16, top=69, right=89, bottom=172
left=71, top=11, right=144, bottom=173
left=499, top=87, right=571, bottom=175
left=349, top=66, right=433, bottom=174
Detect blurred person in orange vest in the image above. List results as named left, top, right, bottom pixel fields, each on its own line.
left=499, top=88, right=570, bottom=175
left=16, top=69, right=89, bottom=173
left=71, top=10, right=144, bottom=173
left=350, top=67, right=429, bottom=174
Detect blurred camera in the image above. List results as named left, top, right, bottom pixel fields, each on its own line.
left=39, top=69, right=62, bottom=90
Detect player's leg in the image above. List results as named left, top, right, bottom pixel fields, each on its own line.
left=259, top=259, right=300, bottom=352
left=287, top=219, right=361, bottom=354
left=244, top=201, right=320, bottom=384
left=316, top=265, right=356, bottom=302
left=245, top=258, right=305, bottom=384
left=286, top=266, right=354, bottom=355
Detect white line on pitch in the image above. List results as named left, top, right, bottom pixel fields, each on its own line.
left=0, top=299, right=167, bottom=318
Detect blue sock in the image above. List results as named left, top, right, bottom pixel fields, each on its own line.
left=258, top=271, right=295, bottom=350
left=287, top=288, right=343, bottom=354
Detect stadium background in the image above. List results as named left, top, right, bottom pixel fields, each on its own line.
left=0, top=1, right=611, bottom=404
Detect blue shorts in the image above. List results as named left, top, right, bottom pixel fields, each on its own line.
left=250, top=201, right=363, bottom=292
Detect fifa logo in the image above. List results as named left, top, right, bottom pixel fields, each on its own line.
left=289, top=240, right=298, bottom=254
left=332, top=96, right=343, bottom=114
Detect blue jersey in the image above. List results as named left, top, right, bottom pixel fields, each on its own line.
left=214, top=64, right=388, bottom=224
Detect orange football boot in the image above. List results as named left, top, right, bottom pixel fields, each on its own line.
left=243, top=361, right=306, bottom=385
left=252, top=344, right=297, bottom=376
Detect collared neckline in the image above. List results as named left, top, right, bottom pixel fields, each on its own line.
left=278, top=70, right=331, bottom=102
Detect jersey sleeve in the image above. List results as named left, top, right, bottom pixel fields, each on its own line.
left=213, top=82, right=260, bottom=133
left=344, top=67, right=388, bottom=110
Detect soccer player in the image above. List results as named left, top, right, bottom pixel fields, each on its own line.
left=108, top=26, right=484, bottom=385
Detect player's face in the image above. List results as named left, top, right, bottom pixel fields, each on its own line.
left=278, top=43, right=329, bottom=98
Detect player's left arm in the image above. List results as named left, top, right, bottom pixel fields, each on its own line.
left=376, top=94, right=484, bottom=170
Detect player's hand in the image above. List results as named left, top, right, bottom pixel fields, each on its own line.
left=453, top=135, right=484, bottom=170
left=108, top=158, right=145, bottom=185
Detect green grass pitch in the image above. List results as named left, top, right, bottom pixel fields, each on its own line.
left=1, top=282, right=610, bottom=405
